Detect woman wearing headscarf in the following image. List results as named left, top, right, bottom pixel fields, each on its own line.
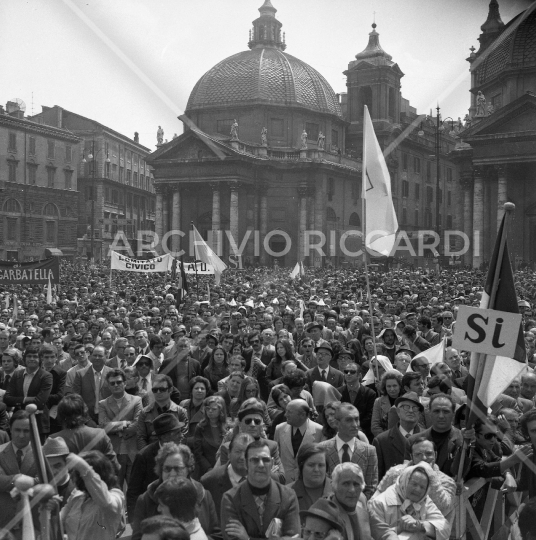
left=362, top=355, right=394, bottom=397
left=367, top=462, right=450, bottom=540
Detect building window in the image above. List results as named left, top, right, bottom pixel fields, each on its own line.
left=105, top=187, right=111, bottom=203
left=64, top=170, right=73, bottom=190
left=86, top=186, right=94, bottom=201
left=414, top=157, right=421, bottom=174
left=119, top=167, right=124, bottom=183
left=105, top=161, right=111, bottom=179
left=447, top=191, right=451, bottom=206
left=65, top=145, right=72, bottom=162
left=28, top=164, right=37, bottom=185
left=327, top=178, right=335, bottom=201
left=8, top=161, right=17, bottom=183
left=306, top=123, right=319, bottom=142
left=359, top=86, right=373, bottom=115
left=127, top=170, right=131, bottom=185
left=414, top=209, right=419, bottom=226
left=425, top=209, right=432, bottom=228
left=133, top=172, right=138, bottom=187
left=47, top=140, right=55, bottom=159
left=427, top=186, right=433, bottom=203
left=491, top=93, right=502, bottom=110
left=438, top=188, right=443, bottom=204
left=402, top=180, right=409, bottom=197
left=217, top=119, right=234, bottom=135
left=415, top=184, right=420, bottom=200
left=47, top=167, right=55, bottom=188
left=326, top=207, right=337, bottom=222
left=45, top=221, right=56, bottom=243
left=271, top=118, right=284, bottom=137
left=388, top=87, right=396, bottom=119
left=112, top=189, right=118, bottom=204
left=112, top=163, right=117, bottom=180
left=426, top=161, right=431, bottom=182
left=349, top=212, right=361, bottom=227
left=401, top=207, right=407, bottom=225
left=331, top=129, right=339, bottom=148
left=6, top=218, right=18, bottom=241
left=446, top=167, right=453, bottom=182
left=402, top=154, right=408, bottom=171
left=29, top=137, right=36, bottom=155
left=447, top=215, right=453, bottom=228
left=8, top=133, right=17, bottom=152
left=4, top=199, right=21, bottom=213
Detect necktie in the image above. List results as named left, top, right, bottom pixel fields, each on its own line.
left=254, top=495, right=266, bottom=526
left=291, top=428, right=304, bottom=456
left=321, top=370, right=327, bottom=382
left=16, top=449, right=23, bottom=469
left=142, top=378, right=148, bottom=390
left=4, top=374, right=10, bottom=388
left=342, top=443, right=351, bottom=463
left=94, top=372, right=101, bottom=414
left=405, top=433, right=411, bottom=439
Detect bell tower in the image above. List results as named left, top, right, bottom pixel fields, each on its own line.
left=344, top=23, right=404, bottom=153
left=248, top=0, right=286, bottom=50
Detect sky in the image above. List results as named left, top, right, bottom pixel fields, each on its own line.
left=0, top=0, right=532, bottom=151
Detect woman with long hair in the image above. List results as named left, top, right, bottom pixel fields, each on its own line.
left=203, top=345, right=229, bottom=392
left=267, top=385, right=292, bottom=439
left=229, top=376, right=271, bottom=428
left=131, top=443, right=220, bottom=540
left=371, top=370, right=403, bottom=437
left=61, top=450, right=125, bottom=540
left=266, top=339, right=294, bottom=382
left=194, top=396, right=228, bottom=476
left=179, top=376, right=211, bottom=449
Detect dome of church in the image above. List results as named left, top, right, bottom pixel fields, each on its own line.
left=185, top=0, right=341, bottom=118
left=475, top=5, right=536, bottom=84
left=186, top=48, right=342, bottom=117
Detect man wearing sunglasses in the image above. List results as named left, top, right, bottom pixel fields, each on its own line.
left=99, top=368, right=143, bottom=489
left=218, top=398, right=285, bottom=484
left=221, top=439, right=300, bottom=540
left=338, top=362, right=376, bottom=442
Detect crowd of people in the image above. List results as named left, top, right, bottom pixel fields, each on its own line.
left=0, top=260, right=536, bottom=540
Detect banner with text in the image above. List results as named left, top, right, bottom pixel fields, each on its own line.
left=111, top=251, right=172, bottom=273
left=183, top=261, right=215, bottom=275
left=0, top=257, right=60, bottom=285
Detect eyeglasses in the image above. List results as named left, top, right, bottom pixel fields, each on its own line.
left=163, top=465, right=187, bottom=474
left=152, top=386, right=169, bottom=393
left=108, top=380, right=124, bottom=386
left=399, top=404, right=421, bottom=412
left=248, top=456, right=271, bottom=465
left=243, top=418, right=262, bottom=426
left=125, top=353, right=136, bottom=357
left=344, top=370, right=358, bottom=375
left=302, top=530, right=329, bottom=540
left=482, top=432, right=498, bottom=440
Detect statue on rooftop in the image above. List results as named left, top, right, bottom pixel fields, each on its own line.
left=157, top=126, right=164, bottom=145
left=317, top=131, right=325, bottom=150
left=261, top=126, right=268, bottom=146
left=301, top=129, right=308, bottom=149
left=476, top=91, right=487, bottom=117
left=230, top=119, right=239, bottom=140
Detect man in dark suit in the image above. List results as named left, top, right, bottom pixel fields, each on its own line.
left=106, top=337, right=129, bottom=370
left=305, top=343, right=344, bottom=390
left=242, top=332, right=272, bottom=400
left=42, top=344, right=67, bottom=434
left=0, top=410, right=38, bottom=529
left=418, top=316, right=440, bottom=346
left=70, top=345, right=112, bottom=423
left=444, top=347, right=468, bottom=387
left=373, top=392, right=422, bottom=480
left=402, top=325, right=431, bottom=355
left=0, top=348, right=20, bottom=392
left=127, top=413, right=185, bottom=520
left=4, top=346, right=53, bottom=438
left=338, top=363, right=376, bottom=441
left=221, top=439, right=300, bottom=540
left=159, top=337, right=201, bottom=400
left=319, top=403, right=378, bottom=499
left=201, top=432, right=254, bottom=520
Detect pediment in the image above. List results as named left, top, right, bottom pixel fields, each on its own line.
left=463, top=93, right=536, bottom=138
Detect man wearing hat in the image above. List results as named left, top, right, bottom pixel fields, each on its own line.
left=372, top=392, right=423, bottom=480
left=127, top=412, right=185, bottom=519
left=305, top=343, right=344, bottom=389
left=306, top=322, right=328, bottom=349
left=327, top=462, right=371, bottom=540
left=43, top=436, right=75, bottom=507
left=299, top=499, right=344, bottom=540
left=218, top=398, right=285, bottom=484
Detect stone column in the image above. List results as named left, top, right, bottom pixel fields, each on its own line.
left=314, top=178, right=325, bottom=267
left=461, top=172, right=473, bottom=267
left=162, top=187, right=169, bottom=237
left=229, top=182, right=240, bottom=256
left=155, top=186, right=164, bottom=254
left=171, top=189, right=181, bottom=254
left=298, top=185, right=308, bottom=263
left=211, top=183, right=221, bottom=255
left=259, top=186, right=268, bottom=265
left=472, top=167, right=484, bottom=268
left=496, top=165, right=507, bottom=233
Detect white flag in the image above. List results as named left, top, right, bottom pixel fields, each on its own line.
left=408, top=338, right=446, bottom=370
left=290, top=261, right=304, bottom=280
left=47, top=275, right=53, bottom=304
left=362, top=105, right=398, bottom=256
left=191, top=225, right=227, bottom=284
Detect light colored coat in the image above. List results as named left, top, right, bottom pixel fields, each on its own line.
left=99, top=393, right=143, bottom=460
left=274, top=419, right=323, bottom=482
left=367, top=486, right=450, bottom=540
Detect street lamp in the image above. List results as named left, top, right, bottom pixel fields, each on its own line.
left=82, top=139, right=110, bottom=264
left=418, top=105, right=455, bottom=258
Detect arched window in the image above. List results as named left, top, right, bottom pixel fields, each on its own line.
left=43, top=203, right=59, bottom=217
left=3, top=199, right=22, bottom=213
left=349, top=212, right=361, bottom=227
left=359, top=87, right=373, bottom=116
left=326, top=207, right=337, bottom=222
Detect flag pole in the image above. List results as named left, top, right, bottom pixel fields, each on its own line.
left=361, top=106, right=380, bottom=385
left=190, top=221, right=200, bottom=298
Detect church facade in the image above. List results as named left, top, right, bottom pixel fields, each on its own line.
left=148, top=0, right=459, bottom=268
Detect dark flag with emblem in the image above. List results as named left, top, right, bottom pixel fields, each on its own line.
left=466, top=212, right=526, bottom=426
left=174, top=258, right=189, bottom=307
